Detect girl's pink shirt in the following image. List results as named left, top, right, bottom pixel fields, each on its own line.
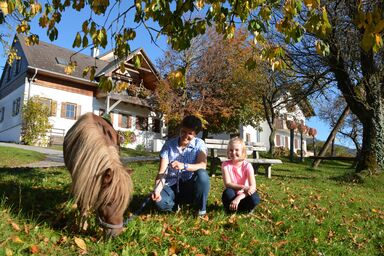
left=222, top=160, right=253, bottom=186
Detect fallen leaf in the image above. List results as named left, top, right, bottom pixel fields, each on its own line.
left=30, top=245, right=39, bottom=254
left=74, top=237, right=87, bottom=251
left=57, top=236, right=68, bottom=245
left=10, top=221, right=21, bottom=231
left=275, top=221, right=284, bottom=226
left=272, top=240, right=288, bottom=248
left=201, top=229, right=210, bottom=235
left=168, top=244, right=178, bottom=255
left=11, top=236, right=23, bottom=244
left=24, top=224, right=30, bottom=234
left=5, top=248, right=13, bottom=256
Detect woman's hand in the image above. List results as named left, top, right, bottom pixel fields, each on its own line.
left=170, top=161, right=183, bottom=170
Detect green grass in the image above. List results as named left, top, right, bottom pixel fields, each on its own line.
left=0, top=146, right=45, bottom=167
left=120, top=147, right=159, bottom=157
left=0, top=153, right=383, bottom=255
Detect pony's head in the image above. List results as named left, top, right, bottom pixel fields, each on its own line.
left=63, top=113, right=133, bottom=239
left=96, top=165, right=133, bottom=238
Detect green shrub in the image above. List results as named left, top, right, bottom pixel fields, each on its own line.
left=118, top=130, right=136, bottom=146
left=21, top=96, right=52, bottom=146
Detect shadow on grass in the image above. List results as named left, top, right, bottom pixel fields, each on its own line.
left=329, top=171, right=364, bottom=184
left=0, top=167, right=71, bottom=227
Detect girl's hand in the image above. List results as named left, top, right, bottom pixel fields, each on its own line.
left=230, top=197, right=241, bottom=211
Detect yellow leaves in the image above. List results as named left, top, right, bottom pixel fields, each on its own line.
left=5, top=248, right=13, bottom=256
left=304, top=0, right=319, bottom=10
left=74, top=237, right=87, bottom=251
left=195, top=0, right=204, bottom=10
left=315, top=40, right=330, bottom=56
left=64, top=61, right=77, bottom=75
left=168, top=69, right=185, bottom=88
left=16, top=21, right=30, bottom=34
left=0, top=2, right=10, bottom=15
left=133, top=55, right=141, bottom=69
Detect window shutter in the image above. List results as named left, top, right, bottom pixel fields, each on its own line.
left=136, top=117, right=140, bottom=130
left=118, top=114, right=122, bottom=127
left=51, top=100, right=57, bottom=116
left=76, top=104, right=81, bottom=119
left=61, top=103, right=66, bottom=118
left=275, top=134, right=281, bottom=146
left=128, top=115, right=132, bottom=128
left=110, top=112, right=114, bottom=124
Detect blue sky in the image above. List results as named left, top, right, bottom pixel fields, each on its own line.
left=0, top=7, right=339, bottom=145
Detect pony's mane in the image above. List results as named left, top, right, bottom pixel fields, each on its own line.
left=63, top=113, right=132, bottom=216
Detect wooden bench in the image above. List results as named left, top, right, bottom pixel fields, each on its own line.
left=205, top=138, right=282, bottom=178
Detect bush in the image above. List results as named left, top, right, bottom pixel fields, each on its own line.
left=273, top=146, right=290, bottom=157
left=21, top=96, right=52, bottom=146
left=118, top=130, right=136, bottom=146
left=135, top=144, right=146, bottom=152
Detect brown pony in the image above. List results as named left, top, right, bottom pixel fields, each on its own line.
left=63, top=112, right=133, bottom=238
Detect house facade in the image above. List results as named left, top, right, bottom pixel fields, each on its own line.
left=210, top=99, right=312, bottom=156
left=0, top=35, right=165, bottom=150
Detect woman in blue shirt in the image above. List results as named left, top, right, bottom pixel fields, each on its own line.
left=151, top=115, right=210, bottom=216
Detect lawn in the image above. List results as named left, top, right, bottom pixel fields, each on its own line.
left=0, top=148, right=383, bottom=255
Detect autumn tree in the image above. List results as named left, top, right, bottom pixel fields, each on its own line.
left=156, top=28, right=266, bottom=137
left=276, top=1, right=384, bottom=173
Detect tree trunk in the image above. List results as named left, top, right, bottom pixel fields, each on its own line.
left=290, top=129, right=295, bottom=162
left=331, top=138, right=335, bottom=157
left=312, top=106, right=350, bottom=168
left=354, top=108, right=384, bottom=173
left=268, top=128, right=276, bottom=156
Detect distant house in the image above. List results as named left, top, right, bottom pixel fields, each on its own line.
left=211, top=97, right=314, bottom=156
left=0, top=35, right=165, bottom=150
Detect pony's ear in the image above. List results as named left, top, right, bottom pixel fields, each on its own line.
left=102, top=169, right=113, bottom=188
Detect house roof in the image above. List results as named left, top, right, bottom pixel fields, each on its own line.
left=16, top=35, right=159, bottom=90
left=17, top=35, right=109, bottom=82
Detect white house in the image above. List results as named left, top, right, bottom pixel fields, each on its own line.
left=210, top=97, right=313, bottom=156
left=0, top=35, right=165, bottom=150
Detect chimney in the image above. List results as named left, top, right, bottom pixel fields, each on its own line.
left=91, top=47, right=100, bottom=58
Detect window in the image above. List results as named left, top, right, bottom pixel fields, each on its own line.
left=12, top=97, right=21, bottom=116
left=119, top=113, right=132, bottom=128
left=136, top=116, right=148, bottom=131
left=6, top=66, right=12, bottom=82
left=15, top=59, right=21, bottom=75
left=61, top=102, right=78, bottom=119
left=275, top=134, right=281, bottom=146
left=39, top=98, right=57, bottom=116
left=152, top=118, right=161, bottom=133
left=0, top=107, right=4, bottom=123
left=256, top=130, right=261, bottom=143
left=246, top=133, right=251, bottom=143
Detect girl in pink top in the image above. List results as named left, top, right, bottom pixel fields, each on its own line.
left=221, top=137, right=260, bottom=212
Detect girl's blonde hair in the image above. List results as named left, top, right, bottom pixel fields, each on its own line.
left=227, top=137, right=247, bottom=159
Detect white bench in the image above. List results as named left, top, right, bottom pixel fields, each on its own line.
left=205, top=138, right=282, bottom=178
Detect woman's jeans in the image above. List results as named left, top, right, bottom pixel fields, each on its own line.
left=155, top=169, right=210, bottom=213
left=222, top=188, right=260, bottom=212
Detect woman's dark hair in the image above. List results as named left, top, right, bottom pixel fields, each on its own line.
left=181, top=115, right=202, bottom=133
